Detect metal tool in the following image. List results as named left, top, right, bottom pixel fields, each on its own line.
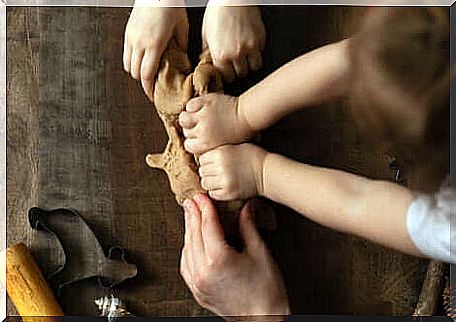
left=28, top=207, right=138, bottom=295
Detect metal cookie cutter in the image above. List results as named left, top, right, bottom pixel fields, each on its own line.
left=28, top=207, right=138, bottom=295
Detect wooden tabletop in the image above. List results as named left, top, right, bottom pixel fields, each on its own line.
left=7, top=6, right=429, bottom=317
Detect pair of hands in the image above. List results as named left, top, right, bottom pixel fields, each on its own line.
left=123, top=5, right=265, bottom=100
left=180, top=193, right=290, bottom=319
left=124, top=3, right=268, bottom=201
left=180, top=93, right=267, bottom=201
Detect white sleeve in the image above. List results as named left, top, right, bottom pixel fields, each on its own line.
left=406, top=185, right=455, bottom=264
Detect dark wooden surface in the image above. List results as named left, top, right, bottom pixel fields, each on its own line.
left=7, top=6, right=428, bottom=317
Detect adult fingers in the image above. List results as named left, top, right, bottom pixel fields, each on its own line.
left=140, top=50, right=160, bottom=101
left=247, top=51, right=263, bottom=72
left=233, top=57, right=249, bottom=78
left=184, top=199, right=205, bottom=266
left=193, top=194, right=227, bottom=260
left=130, top=49, right=145, bottom=80
left=123, top=40, right=132, bottom=73
left=239, top=201, right=263, bottom=251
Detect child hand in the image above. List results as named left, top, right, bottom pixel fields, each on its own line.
left=202, top=6, right=266, bottom=82
left=179, top=93, right=253, bottom=154
left=198, top=144, right=267, bottom=201
left=123, top=5, right=188, bottom=101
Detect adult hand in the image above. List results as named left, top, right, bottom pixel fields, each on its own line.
left=123, top=2, right=188, bottom=101
left=202, top=5, right=266, bottom=82
left=180, top=194, right=290, bottom=320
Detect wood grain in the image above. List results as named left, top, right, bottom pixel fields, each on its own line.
left=7, top=6, right=434, bottom=317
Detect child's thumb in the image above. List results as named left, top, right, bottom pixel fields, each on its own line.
left=239, top=201, right=263, bottom=251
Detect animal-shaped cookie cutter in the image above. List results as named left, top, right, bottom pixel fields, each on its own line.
left=28, top=207, right=137, bottom=295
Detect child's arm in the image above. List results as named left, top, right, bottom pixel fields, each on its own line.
left=239, top=39, right=351, bottom=132
left=261, top=152, right=422, bottom=257
left=180, top=39, right=350, bottom=154
left=198, top=143, right=422, bottom=257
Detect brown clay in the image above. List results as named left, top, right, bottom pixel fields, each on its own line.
left=146, top=40, right=276, bottom=233
left=146, top=40, right=205, bottom=205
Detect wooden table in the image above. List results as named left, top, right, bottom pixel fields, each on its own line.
left=7, top=6, right=428, bottom=317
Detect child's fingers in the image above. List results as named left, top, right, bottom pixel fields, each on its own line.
left=201, top=176, right=222, bottom=191
left=185, top=138, right=210, bottom=154
left=123, top=41, right=132, bottom=73
left=233, top=57, right=249, bottom=78
left=182, top=128, right=197, bottom=139
left=199, top=152, right=214, bottom=166
left=208, top=189, right=229, bottom=201
left=198, top=164, right=219, bottom=177
left=184, top=138, right=200, bottom=154
left=179, top=111, right=197, bottom=129
left=247, top=51, right=263, bottom=72
left=130, top=49, right=145, bottom=80
left=186, top=97, right=204, bottom=113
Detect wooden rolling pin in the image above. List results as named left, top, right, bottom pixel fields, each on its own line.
left=0, top=243, right=64, bottom=318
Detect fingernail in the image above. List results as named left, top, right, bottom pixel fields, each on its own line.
left=183, top=199, right=192, bottom=211
left=193, top=193, right=204, bottom=204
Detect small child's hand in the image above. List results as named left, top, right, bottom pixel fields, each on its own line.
left=179, top=93, right=253, bottom=154
left=198, top=144, right=267, bottom=201
left=202, top=6, right=266, bottom=82
left=123, top=6, right=188, bottom=101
